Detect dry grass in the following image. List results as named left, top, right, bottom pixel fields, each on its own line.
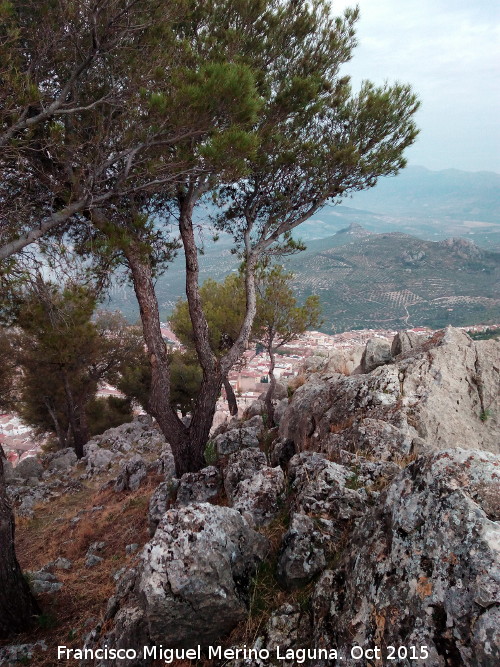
left=287, top=374, right=307, bottom=395
left=329, top=414, right=356, bottom=434
left=1, top=474, right=162, bottom=667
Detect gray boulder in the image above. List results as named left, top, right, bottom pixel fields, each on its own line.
left=397, top=327, right=500, bottom=454
left=104, top=503, right=268, bottom=653
left=325, top=344, right=365, bottom=376
left=46, top=448, right=78, bottom=472
left=42, top=557, right=72, bottom=572
left=224, top=604, right=311, bottom=667
left=15, top=456, right=43, bottom=480
left=301, top=355, right=328, bottom=373
left=152, top=445, right=176, bottom=480
left=259, top=381, right=288, bottom=402
left=223, top=448, right=267, bottom=501
left=30, top=570, right=63, bottom=594
left=277, top=514, right=327, bottom=589
left=84, top=443, right=116, bottom=473
left=312, top=449, right=500, bottom=666
left=3, top=459, right=15, bottom=483
left=273, top=398, right=289, bottom=427
left=245, top=399, right=265, bottom=418
left=288, top=452, right=366, bottom=521
left=176, top=466, right=222, bottom=506
left=359, top=336, right=392, bottom=373
left=114, top=455, right=148, bottom=492
left=391, top=329, right=428, bottom=356
left=232, top=466, right=285, bottom=526
left=147, top=480, right=178, bottom=536
left=213, top=426, right=260, bottom=457
left=325, top=417, right=414, bottom=462
left=88, top=419, right=166, bottom=456
left=0, top=642, right=48, bottom=664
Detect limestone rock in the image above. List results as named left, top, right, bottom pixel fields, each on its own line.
left=45, top=448, right=78, bottom=472
left=398, top=327, right=500, bottom=454
left=312, top=449, right=500, bottom=666
left=277, top=514, right=327, bottom=588
left=84, top=443, right=116, bottom=473
left=147, top=480, right=178, bottom=537
left=244, top=399, right=265, bottom=418
left=88, top=419, right=166, bottom=456
left=114, top=455, right=148, bottom=492
left=259, top=381, right=288, bottom=402
left=301, top=355, right=328, bottom=373
left=15, top=456, right=43, bottom=480
left=224, top=604, right=311, bottom=667
left=288, top=452, right=366, bottom=521
left=325, top=417, right=414, bottom=462
left=3, top=459, right=15, bottom=483
left=176, top=466, right=222, bottom=506
left=273, top=398, right=289, bottom=427
left=359, top=337, right=393, bottom=373
left=152, top=445, right=176, bottom=480
left=268, top=438, right=295, bottom=469
left=391, top=330, right=429, bottom=356
left=42, top=557, right=72, bottom=572
left=325, top=344, right=364, bottom=375
left=0, top=641, right=48, bottom=664
left=232, top=466, right=285, bottom=526
left=279, top=327, right=499, bottom=456
left=223, top=448, right=267, bottom=501
left=104, top=503, right=268, bottom=654
left=30, top=570, right=63, bottom=594
left=213, top=426, right=260, bottom=457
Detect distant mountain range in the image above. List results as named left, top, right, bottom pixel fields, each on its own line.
left=287, top=225, right=500, bottom=332
left=296, top=166, right=500, bottom=249
left=108, top=166, right=500, bottom=332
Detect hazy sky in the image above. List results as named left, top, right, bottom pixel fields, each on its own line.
left=334, top=0, right=500, bottom=173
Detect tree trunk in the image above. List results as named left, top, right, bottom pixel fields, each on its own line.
left=0, top=447, right=40, bottom=638
left=121, top=201, right=260, bottom=476
left=62, top=374, right=88, bottom=459
left=124, top=245, right=189, bottom=474
left=44, top=399, right=67, bottom=449
left=264, top=347, right=277, bottom=426
left=223, top=376, right=238, bottom=416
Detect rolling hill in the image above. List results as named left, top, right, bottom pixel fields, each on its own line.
left=107, top=166, right=500, bottom=331
left=286, top=228, right=500, bottom=332
left=108, top=224, right=500, bottom=333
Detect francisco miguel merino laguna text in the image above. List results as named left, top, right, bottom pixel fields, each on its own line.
left=57, top=645, right=342, bottom=663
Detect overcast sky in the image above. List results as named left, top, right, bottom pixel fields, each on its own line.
left=334, top=0, right=500, bottom=173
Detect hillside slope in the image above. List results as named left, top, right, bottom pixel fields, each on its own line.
left=287, top=230, right=500, bottom=331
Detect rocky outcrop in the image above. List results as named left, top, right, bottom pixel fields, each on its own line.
left=100, top=503, right=268, bottom=660
left=232, top=466, right=285, bottom=527
left=147, top=481, right=178, bottom=537
left=176, top=466, right=222, bottom=506
left=44, top=448, right=78, bottom=472
left=14, top=456, right=43, bottom=480
left=279, top=327, right=499, bottom=456
left=5, top=327, right=498, bottom=664
left=223, top=449, right=268, bottom=501
left=312, top=449, right=500, bottom=666
left=398, top=328, right=499, bottom=454
left=213, top=424, right=261, bottom=457
left=391, top=329, right=430, bottom=356
left=6, top=418, right=175, bottom=518
left=114, top=455, right=148, bottom=492
left=325, top=344, right=365, bottom=376
left=359, top=336, right=393, bottom=373
left=277, top=514, right=328, bottom=589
